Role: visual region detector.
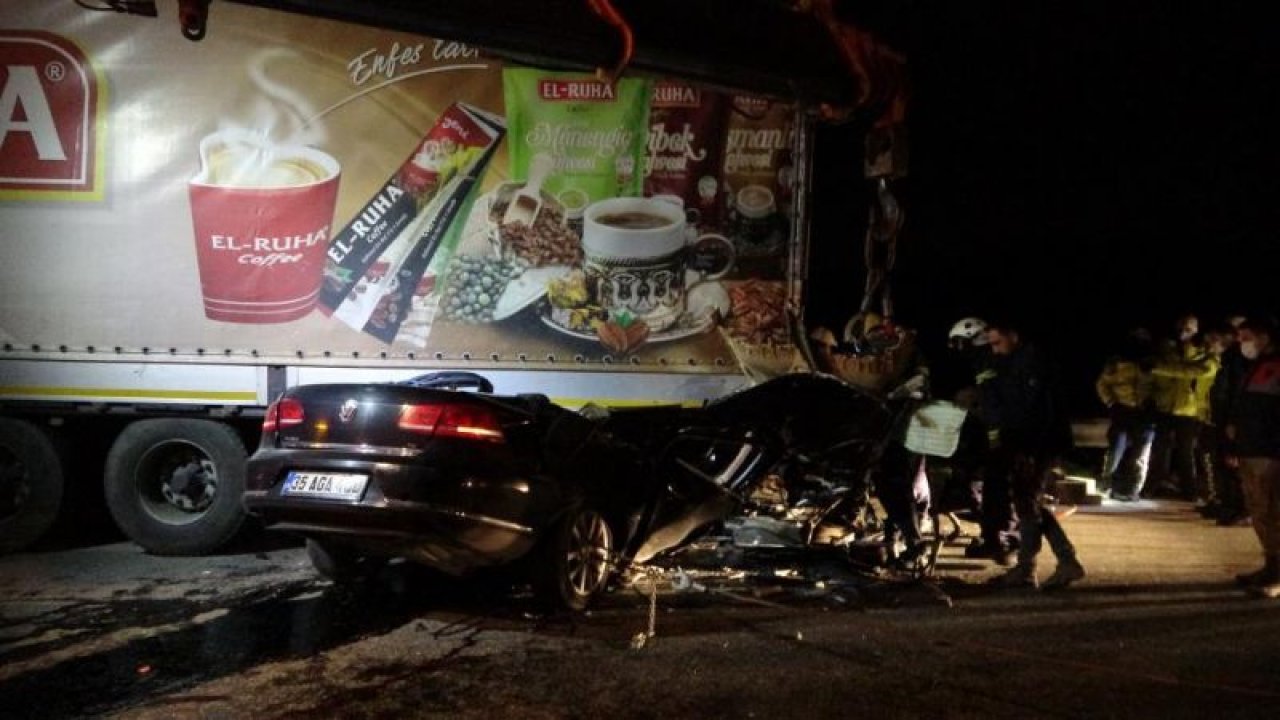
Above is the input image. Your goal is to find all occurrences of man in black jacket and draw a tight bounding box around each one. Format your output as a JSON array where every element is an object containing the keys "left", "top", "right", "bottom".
[
  {"left": 983, "top": 318, "right": 1085, "bottom": 590},
  {"left": 1225, "top": 317, "right": 1280, "bottom": 598}
]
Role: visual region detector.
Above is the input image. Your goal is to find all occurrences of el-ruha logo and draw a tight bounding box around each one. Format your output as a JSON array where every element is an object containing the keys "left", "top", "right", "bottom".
[{"left": 0, "top": 31, "right": 104, "bottom": 201}]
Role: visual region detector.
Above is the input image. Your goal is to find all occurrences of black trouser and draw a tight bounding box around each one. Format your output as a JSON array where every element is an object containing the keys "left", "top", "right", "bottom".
[
  {"left": 954, "top": 417, "right": 1017, "bottom": 549},
  {"left": 875, "top": 442, "right": 926, "bottom": 550},
  {"left": 1196, "top": 423, "right": 1220, "bottom": 505},
  {"left": 942, "top": 415, "right": 985, "bottom": 515},
  {"left": 990, "top": 446, "right": 1077, "bottom": 568},
  {"left": 1210, "top": 427, "right": 1246, "bottom": 519},
  {"left": 1149, "top": 414, "right": 1200, "bottom": 498}
]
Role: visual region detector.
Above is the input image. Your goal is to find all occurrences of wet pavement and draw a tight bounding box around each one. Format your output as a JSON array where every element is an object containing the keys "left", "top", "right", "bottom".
[{"left": 2, "top": 500, "right": 1278, "bottom": 719}]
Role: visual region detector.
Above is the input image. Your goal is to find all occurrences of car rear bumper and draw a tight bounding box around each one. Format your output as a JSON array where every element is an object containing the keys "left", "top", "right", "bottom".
[{"left": 243, "top": 448, "right": 546, "bottom": 574}]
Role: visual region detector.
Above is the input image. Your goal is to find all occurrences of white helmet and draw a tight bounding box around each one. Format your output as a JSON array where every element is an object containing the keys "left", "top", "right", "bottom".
[{"left": 948, "top": 317, "right": 990, "bottom": 347}]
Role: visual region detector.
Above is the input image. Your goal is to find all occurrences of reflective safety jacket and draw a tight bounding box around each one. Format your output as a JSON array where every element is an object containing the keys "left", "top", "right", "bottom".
[
  {"left": 1095, "top": 357, "right": 1151, "bottom": 411},
  {"left": 1150, "top": 341, "right": 1220, "bottom": 419}
]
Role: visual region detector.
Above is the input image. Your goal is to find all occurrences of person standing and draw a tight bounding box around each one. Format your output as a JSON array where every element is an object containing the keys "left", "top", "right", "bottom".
[
  {"left": 944, "top": 317, "right": 1017, "bottom": 564},
  {"left": 1194, "top": 321, "right": 1239, "bottom": 517},
  {"left": 1095, "top": 328, "right": 1155, "bottom": 501},
  {"left": 983, "top": 318, "right": 1085, "bottom": 590},
  {"left": 1212, "top": 317, "right": 1251, "bottom": 526},
  {"left": 1148, "top": 314, "right": 1218, "bottom": 499},
  {"left": 1224, "top": 317, "right": 1280, "bottom": 598}
]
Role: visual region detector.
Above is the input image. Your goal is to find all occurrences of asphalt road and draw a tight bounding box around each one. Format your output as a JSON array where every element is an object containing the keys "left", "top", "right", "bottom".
[{"left": 1, "top": 501, "right": 1277, "bottom": 719}]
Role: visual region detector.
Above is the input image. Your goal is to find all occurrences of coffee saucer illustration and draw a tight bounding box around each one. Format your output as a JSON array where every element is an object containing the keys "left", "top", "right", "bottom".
[
  {"left": 540, "top": 273, "right": 729, "bottom": 348},
  {"left": 540, "top": 308, "right": 717, "bottom": 345}
]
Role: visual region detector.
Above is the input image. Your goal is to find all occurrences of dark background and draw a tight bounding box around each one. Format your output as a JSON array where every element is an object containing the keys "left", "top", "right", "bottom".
[{"left": 806, "top": 2, "right": 1279, "bottom": 414}]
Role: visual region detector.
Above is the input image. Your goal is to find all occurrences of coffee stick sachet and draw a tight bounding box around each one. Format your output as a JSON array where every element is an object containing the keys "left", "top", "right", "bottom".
[
  {"left": 324, "top": 103, "right": 505, "bottom": 339},
  {"left": 320, "top": 102, "right": 505, "bottom": 321}
]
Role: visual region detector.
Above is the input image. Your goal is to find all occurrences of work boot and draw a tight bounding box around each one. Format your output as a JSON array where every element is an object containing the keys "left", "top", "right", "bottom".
[
  {"left": 1217, "top": 512, "right": 1250, "bottom": 527},
  {"left": 992, "top": 547, "right": 1014, "bottom": 567},
  {"left": 991, "top": 563, "right": 1037, "bottom": 588},
  {"left": 967, "top": 535, "right": 998, "bottom": 558},
  {"left": 1236, "top": 555, "right": 1279, "bottom": 587},
  {"left": 1041, "top": 558, "right": 1086, "bottom": 591},
  {"left": 1194, "top": 500, "right": 1220, "bottom": 518}
]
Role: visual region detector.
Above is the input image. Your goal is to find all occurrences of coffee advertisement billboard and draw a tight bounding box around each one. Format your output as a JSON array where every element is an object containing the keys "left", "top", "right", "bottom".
[{"left": 0, "top": 1, "right": 799, "bottom": 373}]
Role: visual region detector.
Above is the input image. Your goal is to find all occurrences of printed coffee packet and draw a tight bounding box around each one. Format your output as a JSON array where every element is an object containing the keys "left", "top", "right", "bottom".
[
  {"left": 722, "top": 95, "right": 796, "bottom": 258},
  {"left": 643, "top": 81, "right": 729, "bottom": 230},
  {"left": 320, "top": 102, "right": 505, "bottom": 317},
  {"left": 503, "top": 68, "right": 651, "bottom": 208},
  {"left": 324, "top": 102, "right": 505, "bottom": 343}
]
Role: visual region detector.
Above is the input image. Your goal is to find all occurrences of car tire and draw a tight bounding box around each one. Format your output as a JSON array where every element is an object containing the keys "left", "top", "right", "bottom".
[
  {"left": 306, "top": 538, "right": 386, "bottom": 583},
  {"left": 533, "top": 504, "right": 616, "bottom": 612},
  {"left": 0, "top": 418, "right": 64, "bottom": 554},
  {"left": 104, "top": 419, "right": 247, "bottom": 556}
]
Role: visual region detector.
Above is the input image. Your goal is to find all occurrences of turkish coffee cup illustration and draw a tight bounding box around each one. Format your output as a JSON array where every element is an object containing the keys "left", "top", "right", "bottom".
[
  {"left": 582, "top": 196, "right": 734, "bottom": 333},
  {"left": 729, "top": 183, "right": 783, "bottom": 256},
  {"left": 189, "top": 129, "right": 341, "bottom": 323}
]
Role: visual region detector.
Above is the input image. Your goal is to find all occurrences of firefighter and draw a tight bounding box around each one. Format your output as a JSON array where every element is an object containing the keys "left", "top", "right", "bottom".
[{"left": 944, "top": 317, "right": 1016, "bottom": 565}]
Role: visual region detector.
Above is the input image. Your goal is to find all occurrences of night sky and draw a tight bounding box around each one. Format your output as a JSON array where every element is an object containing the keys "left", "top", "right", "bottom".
[{"left": 806, "top": 2, "right": 1279, "bottom": 412}]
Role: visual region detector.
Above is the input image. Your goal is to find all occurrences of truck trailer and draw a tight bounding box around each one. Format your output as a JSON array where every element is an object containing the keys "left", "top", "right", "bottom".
[{"left": 0, "top": 0, "right": 901, "bottom": 555}]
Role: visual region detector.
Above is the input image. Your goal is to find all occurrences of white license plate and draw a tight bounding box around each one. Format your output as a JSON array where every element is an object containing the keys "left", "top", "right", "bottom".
[{"left": 283, "top": 471, "right": 368, "bottom": 500}]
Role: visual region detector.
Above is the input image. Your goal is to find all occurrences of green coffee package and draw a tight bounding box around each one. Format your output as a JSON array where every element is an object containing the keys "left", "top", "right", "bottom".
[{"left": 503, "top": 68, "right": 652, "bottom": 207}]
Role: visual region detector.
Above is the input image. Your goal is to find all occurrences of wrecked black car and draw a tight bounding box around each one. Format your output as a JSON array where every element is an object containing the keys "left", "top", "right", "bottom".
[{"left": 244, "top": 371, "right": 914, "bottom": 609}]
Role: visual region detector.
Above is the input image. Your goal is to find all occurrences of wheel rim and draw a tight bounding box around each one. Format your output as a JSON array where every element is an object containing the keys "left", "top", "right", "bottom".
[
  {"left": 565, "top": 510, "right": 613, "bottom": 597},
  {"left": 135, "top": 440, "right": 218, "bottom": 526},
  {"left": 0, "top": 445, "right": 30, "bottom": 522}
]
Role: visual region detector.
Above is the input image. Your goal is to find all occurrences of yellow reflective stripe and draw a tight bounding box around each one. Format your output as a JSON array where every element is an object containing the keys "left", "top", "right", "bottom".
[
  {"left": 0, "top": 386, "right": 257, "bottom": 402},
  {"left": 548, "top": 397, "right": 703, "bottom": 408}
]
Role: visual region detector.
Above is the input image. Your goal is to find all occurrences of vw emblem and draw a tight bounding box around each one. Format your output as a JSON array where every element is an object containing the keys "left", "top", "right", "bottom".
[{"left": 338, "top": 399, "right": 359, "bottom": 423}]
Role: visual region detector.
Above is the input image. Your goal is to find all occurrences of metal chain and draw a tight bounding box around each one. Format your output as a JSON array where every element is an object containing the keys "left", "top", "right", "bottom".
[{"left": 630, "top": 567, "right": 660, "bottom": 650}]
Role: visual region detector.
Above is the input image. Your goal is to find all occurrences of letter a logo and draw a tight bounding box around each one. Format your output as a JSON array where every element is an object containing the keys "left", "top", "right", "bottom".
[{"left": 0, "top": 31, "right": 104, "bottom": 200}]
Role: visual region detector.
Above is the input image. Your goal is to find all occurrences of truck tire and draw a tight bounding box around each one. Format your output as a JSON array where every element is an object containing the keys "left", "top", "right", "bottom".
[
  {"left": 0, "top": 419, "right": 64, "bottom": 554},
  {"left": 104, "top": 419, "right": 247, "bottom": 555}
]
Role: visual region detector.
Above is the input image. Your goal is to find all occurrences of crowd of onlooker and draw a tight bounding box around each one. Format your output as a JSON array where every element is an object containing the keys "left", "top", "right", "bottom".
[
  {"left": 1092, "top": 312, "right": 1280, "bottom": 597},
  {"left": 1096, "top": 314, "right": 1242, "bottom": 514}
]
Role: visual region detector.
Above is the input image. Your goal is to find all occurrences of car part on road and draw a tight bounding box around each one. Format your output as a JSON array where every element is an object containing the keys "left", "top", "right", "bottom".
[
  {"left": 104, "top": 419, "right": 248, "bottom": 555},
  {"left": 0, "top": 418, "right": 64, "bottom": 554},
  {"left": 306, "top": 538, "right": 389, "bottom": 583}
]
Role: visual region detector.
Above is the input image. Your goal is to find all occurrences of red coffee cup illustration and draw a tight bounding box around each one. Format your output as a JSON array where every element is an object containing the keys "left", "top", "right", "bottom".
[{"left": 189, "top": 129, "right": 341, "bottom": 323}]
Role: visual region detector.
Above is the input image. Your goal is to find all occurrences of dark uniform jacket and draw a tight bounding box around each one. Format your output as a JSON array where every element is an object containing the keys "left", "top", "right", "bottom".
[
  {"left": 1229, "top": 350, "right": 1280, "bottom": 459},
  {"left": 982, "top": 342, "right": 1073, "bottom": 458}
]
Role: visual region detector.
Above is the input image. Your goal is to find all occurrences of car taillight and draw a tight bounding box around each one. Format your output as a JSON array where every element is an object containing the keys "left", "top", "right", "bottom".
[
  {"left": 398, "top": 402, "right": 504, "bottom": 443},
  {"left": 263, "top": 398, "right": 305, "bottom": 433}
]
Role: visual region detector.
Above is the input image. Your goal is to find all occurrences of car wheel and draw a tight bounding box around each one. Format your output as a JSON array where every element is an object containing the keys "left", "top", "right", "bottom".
[
  {"left": 534, "top": 505, "right": 615, "bottom": 612},
  {"left": 0, "top": 419, "right": 64, "bottom": 554},
  {"left": 306, "top": 538, "right": 386, "bottom": 584},
  {"left": 104, "top": 419, "right": 247, "bottom": 556}
]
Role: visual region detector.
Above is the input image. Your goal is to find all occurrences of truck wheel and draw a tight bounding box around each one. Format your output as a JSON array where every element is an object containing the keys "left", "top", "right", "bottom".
[
  {"left": 0, "top": 419, "right": 64, "bottom": 554},
  {"left": 105, "top": 419, "right": 247, "bottom": 555}
]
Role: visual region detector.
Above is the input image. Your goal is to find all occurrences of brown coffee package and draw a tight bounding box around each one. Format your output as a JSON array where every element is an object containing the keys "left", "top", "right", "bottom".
[
  {"left": 643, "top": 81, "right": 729, "bottom": 230},
  {"left": 722, "top": 96, "right": 796, "bottom": 260}
]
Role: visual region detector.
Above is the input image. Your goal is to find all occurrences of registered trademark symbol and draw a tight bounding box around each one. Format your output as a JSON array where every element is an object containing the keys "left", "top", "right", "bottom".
[{"left": 45, "top": 61, "right": 66, "bottom": 82}]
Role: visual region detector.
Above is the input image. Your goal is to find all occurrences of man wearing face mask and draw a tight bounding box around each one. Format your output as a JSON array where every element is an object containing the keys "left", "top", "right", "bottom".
[{"left": 1224, "top": 316, "right": 1280, "bottom": 598}]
